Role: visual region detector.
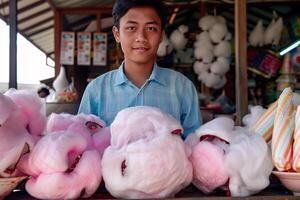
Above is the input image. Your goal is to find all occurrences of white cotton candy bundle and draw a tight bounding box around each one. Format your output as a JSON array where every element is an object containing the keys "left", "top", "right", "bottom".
[
  {"left": 210, "top": 57, "right": 230, "bottom": 76},
  {"left": 157, "top": 33, "right": 173, "bottom": 57},
  {"left": 193, "top": 61, "right": 210, "bottom": 75},
  {"left": 209, "top": 23, "right": 228, "bottom": 43},
  {"left": 214, "top": 41, "right": 231, "bottom": 58},
  {"left": 198, "top": 15, "right": 218, "bottom": 31},
  {"left": 263, "top": 11, "right": 284, "bottom": 46},
  {"left": 193, "top": 15, "right": 231, "bottom": 89},
  {"left": 213, "top": 76, "right": 227, "bottom": 89},
  {"left": 198, "top": 70, "right": 210, "bottom": 82},
  {"left": 194, "top": 32, "right": 214, "bottom": 50},
  {"left": 194, "top": 47, "right": 214, "bottom": 63},
  {"left": 249, "top": 20, "right": 265, "bottom": 47},
  {"left": 242, "top": 106, "right": 266, "bottom": 128},
  {"left": 225, "top": 128, "right": 272, "bottom": 197},
  {"left": 204, "top": 73, "right": 222, "bottom": 88},
  {"left": 215, "top": 16, "right": 226, "bottom": 25},
  {"left": 264, "top": 19, "right": 276, "bottom": 45},
  {"left": 170, "top": 25, "right": 188, "bottom": 51},
  {"left": 272, "top": 17, "right": 283, "bottom": 45}
]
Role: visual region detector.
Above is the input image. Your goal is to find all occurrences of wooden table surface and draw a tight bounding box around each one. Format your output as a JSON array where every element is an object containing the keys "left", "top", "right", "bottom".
[{"left": 5, "top": 182, "right": 299, "bottom": 200}]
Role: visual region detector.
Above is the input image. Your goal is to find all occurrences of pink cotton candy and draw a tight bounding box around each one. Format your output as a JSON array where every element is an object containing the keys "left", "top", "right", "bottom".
[
  {"left": 0, "top": 89, "right": 47, "bottom": 178},
  {"left": 191, "top": 140, "right": 229, "bottom": 193},
  {"left": 5, "top": 89, "right": 47, "bottom": 137},
  {"left": 92, "top": 127, "right": 111, "bottom": 158},
  {"left": 19, "top": 113, "right": 109, "bottom": 199},
  {"left": 102, "top": 106, "right": 192, "bottom": 199},
  {"left": 20, "top": 132, "right": 102, "bottom": 199},
  {"left": 190, "top": 117, "right": 273, "bottom": 197},
  {"left": 45, "top": 113, "right": 109, "bottom": 155},
  {"left": 0, "top": 91, "right": 16, "bottom": 126}
]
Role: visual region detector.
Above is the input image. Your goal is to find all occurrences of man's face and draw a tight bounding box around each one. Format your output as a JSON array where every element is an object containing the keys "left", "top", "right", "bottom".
[{"left": 112, "top": 7, "right": 163, "bottom": 65}]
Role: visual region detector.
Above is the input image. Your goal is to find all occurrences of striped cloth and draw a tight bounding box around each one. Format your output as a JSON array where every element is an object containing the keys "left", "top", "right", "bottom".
[
  {"left": 293, "top": 105, "right": 300, "bottom": 172},
  {"left": 272, "top": 87, "right": 296, "bottom": 171},
  {"left": 252, "top": 101, "right": 278, "bottom": 143}
]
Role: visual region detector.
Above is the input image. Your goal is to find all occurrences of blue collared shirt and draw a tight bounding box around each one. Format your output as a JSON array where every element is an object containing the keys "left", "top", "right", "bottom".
[{"left": 78, "top": 63, "right": 202, "bottom": 138}]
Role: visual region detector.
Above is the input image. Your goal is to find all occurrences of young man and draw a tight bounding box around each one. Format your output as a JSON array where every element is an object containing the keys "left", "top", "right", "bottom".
[{"left": 78, "top": 0, "right": 201, "bottom": 138}]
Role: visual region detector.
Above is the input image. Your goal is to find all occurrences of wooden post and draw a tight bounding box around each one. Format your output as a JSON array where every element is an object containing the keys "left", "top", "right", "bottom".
[
  {"left": 9, "top": 0, "right": 17, "bottom": 89},
  {"left": 54, "top": 9, "right": 62, "bottom": 76},
  {"left": 235, "top": 0, "right": 248, "bottom": 125},
  {"left": 96, "top": 13, "right": 101, "bottom": 32}
]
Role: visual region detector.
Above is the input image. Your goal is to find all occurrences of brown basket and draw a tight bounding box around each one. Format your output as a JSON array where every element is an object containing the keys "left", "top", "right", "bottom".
[{"left": 0, "top": 176, "right": 27, "bottom": 199}]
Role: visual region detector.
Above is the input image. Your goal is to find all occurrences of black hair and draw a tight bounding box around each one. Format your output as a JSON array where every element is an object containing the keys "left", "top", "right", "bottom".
[
  {"left": 112, "top": 0, "right": 168, "bottom": 28},
  {"left": 37, "top": 87, "right": 50, "bottom": 98}
]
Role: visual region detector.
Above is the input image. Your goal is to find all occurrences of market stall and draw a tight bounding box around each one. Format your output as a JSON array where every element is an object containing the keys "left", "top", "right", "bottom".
[{"left": 1, "top": 0, "right": 300, "bottom": 199}]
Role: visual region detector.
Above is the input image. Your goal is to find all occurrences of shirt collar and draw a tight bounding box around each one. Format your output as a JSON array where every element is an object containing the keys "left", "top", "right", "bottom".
[
  {"left": 114, "top": 62, "right": 167, "bottom": 86},
  {"left": 148, "top": 63, "right": 167, "bottom": 86},
  {"left": 114, "top": 62, "right": 128, "bottom": 86}
]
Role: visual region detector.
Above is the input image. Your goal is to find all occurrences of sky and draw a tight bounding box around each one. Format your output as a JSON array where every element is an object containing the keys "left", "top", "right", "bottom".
[{"left": 0, "top": 19, "right": 54, "bottom": 84}]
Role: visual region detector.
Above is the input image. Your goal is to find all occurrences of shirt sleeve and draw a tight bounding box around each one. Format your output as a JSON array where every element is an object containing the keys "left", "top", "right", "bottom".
[
  {"left": 78, "top": 82, "right": 98, "bottom": 115},
  {"left": 180, "top": 80, "right": 202, "bottom": 139}
]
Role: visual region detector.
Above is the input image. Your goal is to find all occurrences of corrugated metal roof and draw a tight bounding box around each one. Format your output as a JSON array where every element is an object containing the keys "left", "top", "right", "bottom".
[
  {"left": 0, "top": 0, "right": 54, "bottom": 57},
  {"left": 54, "top": 0, "right": 114, "bottom": 7},
  {"left": 0, "top": 0, "right": 115, "bottom": 58},
  {"left": 0, "top": 0, "right": 299, "bottom": 60}
]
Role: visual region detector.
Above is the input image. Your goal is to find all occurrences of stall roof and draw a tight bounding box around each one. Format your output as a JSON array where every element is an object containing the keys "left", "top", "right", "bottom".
[
  {"left": 0, "top": 0, "right": 299, "bottom": 60},
  {"left": 0, "top": 0, "right": 116, "bottom": 59}
]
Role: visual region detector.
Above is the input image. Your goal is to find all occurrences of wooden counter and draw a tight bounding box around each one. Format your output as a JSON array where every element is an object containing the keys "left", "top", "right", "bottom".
[
  {"left": 46, "top": 102, "right": 79, "bottom": 116},
  {"left": 6, "top": 183, "right": 299, "bottom": 200}
]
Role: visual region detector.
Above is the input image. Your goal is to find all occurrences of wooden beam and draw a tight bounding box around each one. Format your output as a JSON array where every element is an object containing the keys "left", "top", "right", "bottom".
[
  {"left": 166, "top": 1, "right": 232, "bottom": 9},
  {"left": 72, "top": 22, "right": 90, "bottom": 32},
  {"left": 18, "top": 7, "right": 52, "bottom": 24},
  {"left": 17, "top": 0, "right": 45, "bottom": 13},
  {"left": 45, "top": 0, "right": 57, "bottom": 11},
  {"left": 3, "top": 0, "right": 46, "bottom": 18},
  {"left": 54, "top": 9, "right": 62, "bottom": 76},
  {"left": 9, "top": 0, "right": 17, "bottom": 89},
  {"left": 235, "top": 0, "right": 248, "bottom": 125},
  {"left": 0, "top": 14, "right": 8, "bottom": 23},
  {"left": 60, "top": 6, "right": 112, "bottom": 15},
  {"left": 0, "top": 0, "right": 9, "bottom": 9},
  {"left": 249, "top": 0, "right": 300, "bottom": 6},
  {"left": 27, "top": 25, "right": 54, "bottom": 37},
  {"left": 69, "top": 15, "right": 96, "bottom": 28},
  {"left": 21, "top": 16, "right": 53, "bottom": 32},
  {"left": 97, "top": 13, "right": 101, "bottom": 32},
  {"left": 47, "top": 51, "right": 54, "bottom": 56}
]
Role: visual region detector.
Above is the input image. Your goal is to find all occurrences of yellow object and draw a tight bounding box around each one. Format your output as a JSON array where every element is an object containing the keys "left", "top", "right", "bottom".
[{"left": 0, "top": 176, "right": 27, "bottom": 199}]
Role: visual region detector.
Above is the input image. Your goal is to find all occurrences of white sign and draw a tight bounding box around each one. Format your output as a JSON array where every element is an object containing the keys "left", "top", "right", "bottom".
[
  {"left": 77, "top": 32, "right": 91, "bottom": 65},
  {"left": 60, "top": 32, "right": 75, "bottom": 65},
  {"left": 93, "top": 33, "right": 107, "bottom": 66}
]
